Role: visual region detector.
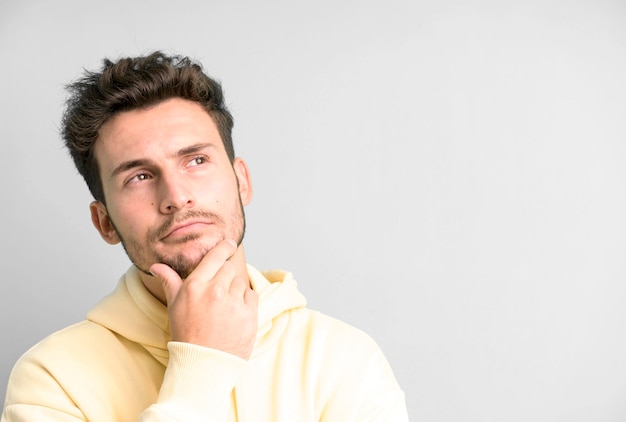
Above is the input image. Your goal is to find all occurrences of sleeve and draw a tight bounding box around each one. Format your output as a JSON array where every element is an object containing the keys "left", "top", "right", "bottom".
[
  {"left": 2, "top": 342, "right": 248, "bottom": 422},
  {"left": 1, "top": 355, "right": 88, "bottom": 422},
  {"left": 318, "top": 326, "right": 410, "bottom": 422},
  {"left": 139, "top": 342, "right": 249, "bottom": 421},
  {"left": 350, "top": 345, "right": 409, "bottom": 422}
]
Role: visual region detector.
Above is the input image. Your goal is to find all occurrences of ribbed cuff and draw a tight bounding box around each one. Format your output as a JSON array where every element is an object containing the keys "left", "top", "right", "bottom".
[{"left": 155, "top": 341, "right": 248, "bottom": 419}]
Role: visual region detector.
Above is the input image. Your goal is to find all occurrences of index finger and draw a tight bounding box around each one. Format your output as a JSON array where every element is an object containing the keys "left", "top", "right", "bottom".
[{"left": 185, "top": 238, "right": 238, "bottom": 282}]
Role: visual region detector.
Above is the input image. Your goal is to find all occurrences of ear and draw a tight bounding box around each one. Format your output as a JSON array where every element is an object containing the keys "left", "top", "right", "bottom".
[
  {"left": 90, "top": 201, "right": 121, "bottom": 245},
  {"left": 233, "top": 158, "right": 253, "bottom": 206}
]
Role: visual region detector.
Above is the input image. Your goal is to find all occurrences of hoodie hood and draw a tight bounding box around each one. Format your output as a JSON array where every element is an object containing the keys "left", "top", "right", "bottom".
[{"left": 86, "top": 265, "right": 307, "bottom": 365}]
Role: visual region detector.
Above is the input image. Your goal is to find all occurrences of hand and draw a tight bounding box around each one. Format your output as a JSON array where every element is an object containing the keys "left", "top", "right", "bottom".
[{"left": 149, "top": 239, "right": 258, "bottom": 360}]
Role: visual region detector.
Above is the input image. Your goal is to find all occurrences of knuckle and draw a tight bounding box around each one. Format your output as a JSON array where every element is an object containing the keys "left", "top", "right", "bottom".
[
  {"left": 207, "top": 284, "right": 226, "bottom": 300},
  {"left": 183, "top": 279, "right": 201, "bottom": 295}
]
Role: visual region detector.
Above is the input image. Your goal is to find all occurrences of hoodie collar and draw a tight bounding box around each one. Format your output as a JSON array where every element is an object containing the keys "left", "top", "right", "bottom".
[{"left": 86, "top": 265, "right": 307, "bottom": 364}]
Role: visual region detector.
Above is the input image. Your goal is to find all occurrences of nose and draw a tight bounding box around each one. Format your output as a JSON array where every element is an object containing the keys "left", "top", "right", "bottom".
[{"left": 158, "top": 172, "right": 195, "bottom": 214}]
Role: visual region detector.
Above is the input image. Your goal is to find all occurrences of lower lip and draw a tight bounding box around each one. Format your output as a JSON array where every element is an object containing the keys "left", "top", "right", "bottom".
[{"left": 164, "top": 222, "right": 211, "bottom": 240}]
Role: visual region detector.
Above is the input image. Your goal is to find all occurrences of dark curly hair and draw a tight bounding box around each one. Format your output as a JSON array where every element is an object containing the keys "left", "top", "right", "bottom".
[{"left": 62, "top": 51, "right": 235, "bottom": 204}]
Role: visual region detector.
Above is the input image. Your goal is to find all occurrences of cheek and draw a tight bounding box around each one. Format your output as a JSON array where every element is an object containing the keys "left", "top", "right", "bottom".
[{"left": 107, "top": 202, "right": 146, "bottom": 238}]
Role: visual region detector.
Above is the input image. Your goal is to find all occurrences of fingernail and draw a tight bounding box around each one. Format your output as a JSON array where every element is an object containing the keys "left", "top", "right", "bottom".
[{"left": 226, "top": 239, "right": 238, "bottom": 249}]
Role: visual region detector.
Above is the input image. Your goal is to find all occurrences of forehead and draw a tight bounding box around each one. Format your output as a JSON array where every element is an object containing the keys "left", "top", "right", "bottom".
[{"left": 95, "top": 98, "right": 223, "bottom": 171}]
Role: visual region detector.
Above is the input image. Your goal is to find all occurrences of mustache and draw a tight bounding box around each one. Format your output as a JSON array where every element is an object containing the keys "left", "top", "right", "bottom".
[{"left": 148, "top": 209, "right": 224, "bottom": 242}]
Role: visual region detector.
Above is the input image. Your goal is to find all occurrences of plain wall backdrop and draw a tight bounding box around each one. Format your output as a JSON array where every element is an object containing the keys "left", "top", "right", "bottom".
[{"left": 1, "top": 0, "right": 626, "bottom": 420}]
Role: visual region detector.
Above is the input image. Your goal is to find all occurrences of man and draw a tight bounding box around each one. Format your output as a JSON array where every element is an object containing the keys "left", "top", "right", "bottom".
[{"left": 2, "top": 52, "right": 408, "bottom": 421}]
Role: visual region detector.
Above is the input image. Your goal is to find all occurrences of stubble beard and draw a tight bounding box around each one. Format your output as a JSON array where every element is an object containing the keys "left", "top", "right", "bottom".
[{"left": 110, "top": 202, "right": 246, "bottom": 280}]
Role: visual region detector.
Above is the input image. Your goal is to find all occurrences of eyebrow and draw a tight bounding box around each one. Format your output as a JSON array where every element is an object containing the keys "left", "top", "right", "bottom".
[{"left": 109, "top": 142, "right": 216, "bottom": 179}]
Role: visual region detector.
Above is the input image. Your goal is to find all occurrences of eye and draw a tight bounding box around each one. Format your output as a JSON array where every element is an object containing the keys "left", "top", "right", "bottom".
[
  {"left": 187, "top": 156, "right": 208, "bottom": 167},
  {"left": 127, "top": 172, "right": 152, "bottom": 184}
]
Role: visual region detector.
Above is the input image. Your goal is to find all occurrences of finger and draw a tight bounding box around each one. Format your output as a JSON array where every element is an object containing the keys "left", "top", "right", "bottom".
[
  {"left": 149, "top": 263, "right": 183, "bottom": 306},
  {"left": 186, "top": 239, "right": 238, "bottom": 283},
  {"left": 208, "top": 260, "right": 237, "bottom": 292},
  {"left": 244, "top": 288, "right": 258, "bottom": 307},
  {"left": 228, "top": 275, "right": 251, "bottom": 297}
]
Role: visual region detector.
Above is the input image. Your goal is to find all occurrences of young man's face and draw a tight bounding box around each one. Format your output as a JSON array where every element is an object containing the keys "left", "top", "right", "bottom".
[{"left": 90, "top": 98, "right": 252, "bottom": 279}]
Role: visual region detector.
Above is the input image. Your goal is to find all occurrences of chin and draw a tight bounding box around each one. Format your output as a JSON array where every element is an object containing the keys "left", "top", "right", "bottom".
[
  {"left": 162, "top": 253, "right": 204, "bottom": 280},
  {"left": 160, "top": 238, "right": 221, "bottom": 278}
]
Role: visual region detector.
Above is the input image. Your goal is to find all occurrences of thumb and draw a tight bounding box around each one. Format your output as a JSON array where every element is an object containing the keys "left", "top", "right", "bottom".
[{"left": 150, "top": 263, "right": 183, "bottom": 306}]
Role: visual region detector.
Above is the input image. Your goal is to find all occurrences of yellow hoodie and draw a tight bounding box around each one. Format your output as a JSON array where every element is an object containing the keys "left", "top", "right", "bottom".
[{"left": 2, "top": 265, "right": 408, "bottom": 421}]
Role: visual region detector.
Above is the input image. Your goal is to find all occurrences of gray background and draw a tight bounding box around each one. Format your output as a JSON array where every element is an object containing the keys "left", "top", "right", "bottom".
[{"left": 1, "top": 0, "right": 626, "bottom": 420}]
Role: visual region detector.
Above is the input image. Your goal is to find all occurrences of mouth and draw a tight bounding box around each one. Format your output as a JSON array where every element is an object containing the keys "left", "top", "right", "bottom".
[{"left": 161, "top": 220, "right": 213, "bottom": 241}]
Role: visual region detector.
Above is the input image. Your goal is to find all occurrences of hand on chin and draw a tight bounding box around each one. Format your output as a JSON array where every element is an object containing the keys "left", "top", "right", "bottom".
[{"left": 158, "top": 237, "right": 224, "bottom": 279}]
